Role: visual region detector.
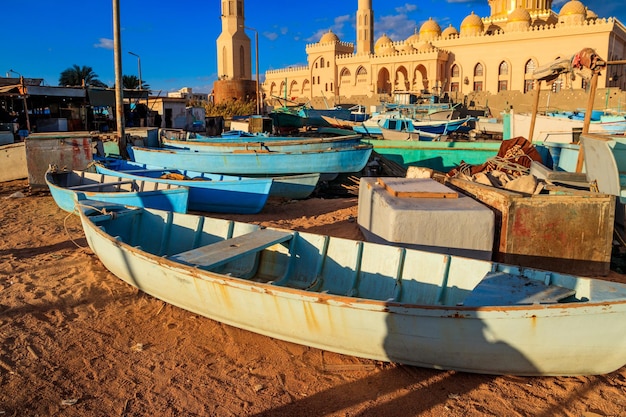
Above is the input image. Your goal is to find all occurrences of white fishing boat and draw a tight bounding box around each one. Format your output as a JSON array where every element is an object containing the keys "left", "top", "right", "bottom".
[{"left": 78, "top": 200, "right": 626, "bottom": 376}]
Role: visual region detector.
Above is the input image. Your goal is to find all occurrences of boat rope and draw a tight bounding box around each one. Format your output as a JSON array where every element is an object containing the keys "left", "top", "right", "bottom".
[
  {"left": 63, "top": 210, "right": 86, "bottom": 249},
  {"left": 65, "top": 203, "right": 121, "bottom": 249}
]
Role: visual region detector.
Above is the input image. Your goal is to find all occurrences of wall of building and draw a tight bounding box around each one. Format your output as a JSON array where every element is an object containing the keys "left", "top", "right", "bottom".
[{"left": 262, "top": 3, "right": 626, "bottom": 114}]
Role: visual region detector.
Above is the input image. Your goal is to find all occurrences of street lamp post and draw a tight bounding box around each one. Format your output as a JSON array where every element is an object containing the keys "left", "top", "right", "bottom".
[
  {"left": 243, "top": 26, "right": 260, "bottom": 115},
  {"left": 128, "top": 51, "right": 142, "bottom": 90},
  {"left": 9, "top": 69, "right": 31, "bottom": 133}
]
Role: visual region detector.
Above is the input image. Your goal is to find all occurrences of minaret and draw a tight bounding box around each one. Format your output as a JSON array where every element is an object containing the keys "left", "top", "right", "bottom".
[
  {"left": 356, "top": 0, "right": 374, "bottom": 55},
  {"left": 216, "top": 0, "right": 251, "bottom": 80}
]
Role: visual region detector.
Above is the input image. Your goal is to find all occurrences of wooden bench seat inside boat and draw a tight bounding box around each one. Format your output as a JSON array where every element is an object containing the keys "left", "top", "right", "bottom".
[
  {"left": 461, "top": 272, "right": 576, "bottom": 306},
  {"left": 68, "top": 180, "right": 135, "bottom": 190},
  {"left": 170, "top": 229, "right": 293, "bottom": 269}
]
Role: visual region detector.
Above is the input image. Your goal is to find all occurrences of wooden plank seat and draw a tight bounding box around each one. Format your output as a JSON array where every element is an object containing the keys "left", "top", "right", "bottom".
[
  {"left": 68, "top": 180, "right": 135, "bottom": 190},
  {"left": 461, "top": 272, "right": 576, "bottom": 306},
  {"left": 169, "top": 228, "right": 293, "bottom": 269}
]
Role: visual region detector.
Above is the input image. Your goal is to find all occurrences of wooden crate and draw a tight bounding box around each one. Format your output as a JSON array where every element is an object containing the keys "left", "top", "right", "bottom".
[{"left": 446, "top": 178, "right": 615, "bottom": 276}]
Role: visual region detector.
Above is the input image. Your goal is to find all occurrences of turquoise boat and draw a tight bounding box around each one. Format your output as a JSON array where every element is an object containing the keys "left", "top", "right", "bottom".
[
  {"left": 93, "top": 160, "right": 272, "bottom": 214},
  {"left": 128, "top": 144, "right": 373, "bottom": 176},
  {"left": 78, "top": 200, "right": 626, "bottom": 376},
  {"left": 45, "top": 167, "right": 189, "bottom": 214},
  {"left": 364, "top": 138, "right": 502, "bottom": 172}
]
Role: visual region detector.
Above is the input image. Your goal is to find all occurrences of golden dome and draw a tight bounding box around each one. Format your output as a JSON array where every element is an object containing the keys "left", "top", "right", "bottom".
[
  {"left": 375, "top": 33, "right": 393, "bottom": 48},
  {"left": 405, "top": 28, "right": 420, "bottom": 45},
  {"left": 418, "top": 42, "right": 435, "bottom": 52},
  {"left": 419, "top": 18, "right": 442, "bottom": 36},
  {"left": 461, "top": 12, "right": 484, "bottom": 31},
  {"left": 508, "top": 7, "right": 531, "bottom": 23},
  {"left": 559, "top": 0, "right": 586, "bottom": 16},
  {"left": 374, "top": 34, "right": 396, "bottom": 54},
  {"left": 441, "top": 24, "right": 459, "bottom": 38},
  {"left": 586, "top": 8, "right": 597, "bottom": 20},
  {"left": 402, "top": 42, "right": 417, "bottom": 53},
  {"left": 319, "top": 30, "right": 340, "bottom": 44}
]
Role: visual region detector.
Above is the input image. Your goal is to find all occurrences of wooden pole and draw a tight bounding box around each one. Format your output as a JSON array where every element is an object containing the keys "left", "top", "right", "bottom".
[
  {"left": 576, "top": 71, "right": 599, "bottom": 173},
  {"left": 113, "top": 0, "right": 125, "bottom": 148},
  {"left": 582, "top": 71, "right": 599, "bottom": 135},
  {"left": 528, "top": 81, "right": 541, "bottom": 141}
]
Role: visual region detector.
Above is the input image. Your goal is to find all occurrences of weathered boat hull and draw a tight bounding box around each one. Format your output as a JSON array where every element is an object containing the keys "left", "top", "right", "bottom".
[
  {"left": 128, "top": 144, "right": 373, "bottom": 175},
  {"left": 364, "top": 138, "right": 502, "bottom": 172},
  {"left": 79, "top": 203, "right": 626, "bottom": 376},
  {"left": 46, "top": 169, "right": 189, "bottom": 214},
  {"left": 94, "top": 160, "right": 272, "bottom": 214},
  {"left": 161, "top": 133, "right": 363, "bottom": 153},
  {"left": 507, "top": 110, "right": 626, "bottom": 142}
]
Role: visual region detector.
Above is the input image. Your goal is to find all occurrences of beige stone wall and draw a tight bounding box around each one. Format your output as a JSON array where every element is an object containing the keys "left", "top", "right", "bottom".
[{"left": 262, "top": 3, "right": 626, "bottom": 114}]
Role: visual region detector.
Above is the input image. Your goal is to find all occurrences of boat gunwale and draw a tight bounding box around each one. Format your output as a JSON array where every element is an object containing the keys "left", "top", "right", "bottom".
[{"left": 80, "top": 207, "right": 626, "bottom": 315}]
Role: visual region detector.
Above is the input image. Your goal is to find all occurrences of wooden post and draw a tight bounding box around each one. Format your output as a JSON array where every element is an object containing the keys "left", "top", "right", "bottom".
[
  {"left": 576, "top": 71, "right": 599, "bottom": 172},
  {"left": 113, "top": 0, "right": 125, "bottom": 149},
  {"left": 528, "top": 81, "right": 541, "bottom": 141}
]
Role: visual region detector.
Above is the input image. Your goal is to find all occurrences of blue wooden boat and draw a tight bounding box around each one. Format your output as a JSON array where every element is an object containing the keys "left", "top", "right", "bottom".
[
  {"left": 45, "top": 167, "right": 189, "bottom": 214},
  {"left": 298, "top": 106, "right": 351, "bottom": 127},
  {"left": 93, "top": 160, "right": 272, "bottom": 214},
  {"left": 78, "top": 200, "right": 626, "bottom": 376},
  {"left": 161, "top": 132, "right": 363, "bottom": 153},
  {"left": 128, "top": 144, "right": 373, "bottom": 176},
  {"left": 379, "top": 116, "right": 474, "bottom": 141}
]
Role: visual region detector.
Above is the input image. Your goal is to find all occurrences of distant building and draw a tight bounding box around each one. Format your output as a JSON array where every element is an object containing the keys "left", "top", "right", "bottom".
[
  {"left": 263, "top": 0, "right": 626, "bottom": 107},
  {"left": 167, "top": 87, "right": 209, "bottom": 102}
]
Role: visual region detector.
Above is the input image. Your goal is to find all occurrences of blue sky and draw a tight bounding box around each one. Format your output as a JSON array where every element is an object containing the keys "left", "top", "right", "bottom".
[{"left": 2, "top": 1, "right": 623, "bottom": 94}]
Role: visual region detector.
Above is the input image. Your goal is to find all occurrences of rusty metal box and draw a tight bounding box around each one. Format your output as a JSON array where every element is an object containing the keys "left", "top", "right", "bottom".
[
  {"left": 446, "top": 177, "right": 615, "bottom": 276},
  {"left": 25, "top": 132, "right": 95, "bottom": 188}
]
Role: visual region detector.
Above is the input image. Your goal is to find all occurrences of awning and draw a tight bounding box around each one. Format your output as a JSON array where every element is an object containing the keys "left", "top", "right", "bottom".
[
  {"left": 87, "top": 88, "right": 116, "bottom": 107},
  {"left": 0, "top": 84, "right": 21, "bottom": 94}
]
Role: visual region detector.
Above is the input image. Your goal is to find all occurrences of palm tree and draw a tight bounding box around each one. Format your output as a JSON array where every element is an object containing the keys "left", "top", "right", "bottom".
[
  {"left": 122, "top": 75, "right": 150, "bottom": 91},
  {"left": 59, "top": 65, "right": 108, "bottom": 88}
]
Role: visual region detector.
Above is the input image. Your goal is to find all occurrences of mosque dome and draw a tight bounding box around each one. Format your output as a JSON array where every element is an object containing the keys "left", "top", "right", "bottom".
[
  {"left": 559, "top": 0, "right": 586, "bottom": 17},
  {"left": 460, "top": 12, "right": 484, "bottom": 36},
  {"left": 402, "top": 42, "right": 418, "bottom": 53},
  {"left": 461, "top": 12, "right": 484, "bottom": 31},
  {"left": 405, "top": 28, "right": 420, "bottom": 45},
  {"left": 558, "top": 0, "right": 587, "bottom": 24},
  {"left": 418, "top": 42, "right": 435, "bottom": 53},
  {"left": 319, "top": 30, "right": 340, "bottom": 44},
  {"left": 374, "top": 34, "right": 394, "bottom": 54},
  {"left": 419, "top": 18, "right": 441, "bottom": 40},
  {"left": 586, "top": 8, "right": 598, "bottom": 20},
  {"left": 508, "top": 7, "right": 531, "bottom": 23},
  {"left": 441, "top": 24, "right": 459, "bottom": 39}
]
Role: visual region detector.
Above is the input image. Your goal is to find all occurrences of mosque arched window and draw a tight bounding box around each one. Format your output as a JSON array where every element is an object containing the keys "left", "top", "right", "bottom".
[
  {"left": 524, "top": 59, "right": 536, "bottom": 92},
  {"left": 474, "top": 63, "right": 483, "bottom": 77},
  {"left": 499, "top": 61, "right": 508, "bottom": 76},
  {"left": 451, "top": 64, "right": 460, "bottom": 78}
]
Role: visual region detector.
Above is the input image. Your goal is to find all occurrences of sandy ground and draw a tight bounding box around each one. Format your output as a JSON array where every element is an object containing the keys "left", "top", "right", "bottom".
[{"left": 0, "top": 178, "right": 624, "bottom": 417}]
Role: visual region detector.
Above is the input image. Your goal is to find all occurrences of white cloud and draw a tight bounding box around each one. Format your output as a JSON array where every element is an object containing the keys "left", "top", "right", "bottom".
[
  {"left": 395, "top": 3, "right": 417, "bottom": 13},
  {"left": 94, "top": 38, "right": 114, "bottom": 50}
]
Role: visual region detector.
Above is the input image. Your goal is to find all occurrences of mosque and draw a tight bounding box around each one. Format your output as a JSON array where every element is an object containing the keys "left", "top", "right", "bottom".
[{"left": 215, "top": 0, "right": 625, "bottom": 112}]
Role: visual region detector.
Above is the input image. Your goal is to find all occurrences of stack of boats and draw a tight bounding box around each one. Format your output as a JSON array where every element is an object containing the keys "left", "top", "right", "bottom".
[
  {"left": 45, "top": 128, "right": 374, "bottom": 215},
  {"left": 351, "top": 104, "right": 475, "bottom": 140},
  {"left": 37, "top": 116, "right": 626, "bottom": 377}
]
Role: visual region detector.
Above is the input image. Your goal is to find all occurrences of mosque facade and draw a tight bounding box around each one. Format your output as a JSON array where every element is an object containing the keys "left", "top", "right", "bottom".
[{"left": 262, "top": 0, "right": 626, "bottom": 107}]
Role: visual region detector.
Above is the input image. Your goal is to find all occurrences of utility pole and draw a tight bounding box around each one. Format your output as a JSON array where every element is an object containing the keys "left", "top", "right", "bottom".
[{"left": 112, "top": 0, "right": 125, "bottom": 146}]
